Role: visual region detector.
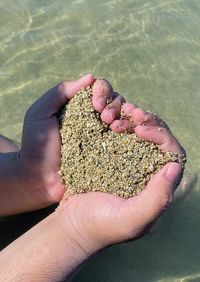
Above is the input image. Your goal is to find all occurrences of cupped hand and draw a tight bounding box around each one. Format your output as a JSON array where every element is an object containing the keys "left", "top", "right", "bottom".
[
  {"left": 19, "top": 74, "right": 96, "bottom": 209},
  {"left": 0, "top": 78, "right": 186, "bottom": 281},
  {"left": 56, "top": 79, "right": 185, "bottom": 254}
]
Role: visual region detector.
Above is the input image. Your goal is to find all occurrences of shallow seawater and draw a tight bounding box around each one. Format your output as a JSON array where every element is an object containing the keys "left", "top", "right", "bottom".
[{"left": 0, "top": 0, "right": 199, "bottom": 281}]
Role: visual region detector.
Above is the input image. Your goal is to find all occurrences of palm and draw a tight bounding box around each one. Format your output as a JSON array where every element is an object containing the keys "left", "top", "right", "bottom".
[
  {"left": 15, "top": 76, "right": 95, "bottom": 209},
  {"left": 20, "top": 116, "right": 65, "bottom": 203},
  {"left": 65, "top": 192, "right": 126, "bottom": 248},
  {"left": 17, "top": 75, "right": 184, "bottom": 228}
]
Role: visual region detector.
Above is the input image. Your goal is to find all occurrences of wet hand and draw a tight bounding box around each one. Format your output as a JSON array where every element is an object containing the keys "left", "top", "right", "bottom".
[
  {"left": 18, "top": 74, "right": 97, "bottom": 209},
  {"left": 57, "top": 79, "right": 185, "bottom": 254},
  {"left": 17, "top": 76, "right": 130, "bottom": 209}
]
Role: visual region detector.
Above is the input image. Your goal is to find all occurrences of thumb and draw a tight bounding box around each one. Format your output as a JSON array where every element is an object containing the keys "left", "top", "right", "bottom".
[
  {"left": 122, "top": 162, "right": 183, "bottom": 232},
  {"left": 26, "top": 74, "right": 95, "bottom": 121}
]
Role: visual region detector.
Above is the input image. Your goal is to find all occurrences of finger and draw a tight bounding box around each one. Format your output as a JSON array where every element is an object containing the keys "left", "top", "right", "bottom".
[
  {"left": 122, "top": 103, "right": 166, "bottom": 127},
  {"left": 110, "top": 119, "right": 134, "bottom": 133},
  {"left": 109, "top": 102, "right": 136, "bottom": 133},
  {"left": 134, "top": 125, "right": 185, "bottom": 155},
  {"left": 101, "top": 94, "right": 125, "bottom": 124},
  {"left": 121, "top": 162, "right": 182, "bottom": 235},
  {"left": 173, "top": 171, "right": 197, "bottom": 201},
  {"left": 144, "top": 111, "right": 169, "bottom": 128},
  {"left": 26, "top": 74, "right": 95, "bottom": 121},
  {"left": 142, "top": 112, "right": 166, "bottom": 127},
  {"left": 121, "top": 102, "right": 137, "bottom": 116},
  {"left": 0, "top": 135, "right": 20, "bottom": 153},
  {"left": 110, "top": 103, "right": 160, "bottom": 133},
  {"left": 92, "top": 79, "right": 113, "bottom": 113},
  {"left": 122, "top": 104, "right": 144, "bottom": 125}
]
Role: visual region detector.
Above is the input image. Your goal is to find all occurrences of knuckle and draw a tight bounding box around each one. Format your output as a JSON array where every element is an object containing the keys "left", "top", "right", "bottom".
[
  {"left": 177, "top": 142, "right": 186, "bottom": 157},
  {"left": 123, "top": 225, "right": 144, "bottom": 241},
  {"left": 110, "top": 96, "right": 125, "bottom": 109},
  {"left": 57, "top": 81, "right": 68, "bottom": 96},
  {"left": 166, "top": 137, "right": 185, "bottom": 156},
  {"left": 116, "top": 224, "right": 132, "bottom": 241},
  {"left": 164, "top": 134, "right": 173, "bottom": 146},
  {"left": 113, "top": 92, "right": 125, "bottom": 103},
  {"left": 181, "top": 147, "right": 186, "bottom": 158},
  {"left": 24, "top": 104, "right": 35, "bottom": 121},
  {"left": 158, "top": 191, "right": 173, "bottom": 210},
  {"left": 118, "top": 95, "right": 126, "bottom": 104}
]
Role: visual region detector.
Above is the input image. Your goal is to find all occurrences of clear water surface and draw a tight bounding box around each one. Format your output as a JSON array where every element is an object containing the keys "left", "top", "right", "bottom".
[{"left": 0, "top": 0, "right": 200, "bottom": 281}]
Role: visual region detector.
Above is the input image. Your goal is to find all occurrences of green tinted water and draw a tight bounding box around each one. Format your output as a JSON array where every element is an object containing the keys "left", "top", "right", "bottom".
[{"left": 0, "top": 0, "right": 199, "bottom": 281}]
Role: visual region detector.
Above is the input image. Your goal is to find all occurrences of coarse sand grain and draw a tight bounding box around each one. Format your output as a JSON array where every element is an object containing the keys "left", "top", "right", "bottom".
[{"left": 59, "top": 86, "right": 186, "bottom": 198}]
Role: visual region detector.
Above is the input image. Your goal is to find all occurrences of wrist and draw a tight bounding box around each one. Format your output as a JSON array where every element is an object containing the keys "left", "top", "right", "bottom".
[
  {"left": 49, "top": 208, "right": 95, "bottom": 280},
  {"left": 0, "top": 151, "right": 23, "bottom": 216},
  {"left": 0, "top": 150, "right": 51, "bottom": 216},
  {"left": 56, "top": 202, "right": 100, "bottom": 259},
  {"left": 0, "top": 210, "right": 94, "bottom": 282}
]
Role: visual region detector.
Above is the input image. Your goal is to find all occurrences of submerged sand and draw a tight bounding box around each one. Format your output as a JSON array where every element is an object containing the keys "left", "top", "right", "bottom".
[{"left": 59, "top": 86, "right": 185, "bottom": 198}]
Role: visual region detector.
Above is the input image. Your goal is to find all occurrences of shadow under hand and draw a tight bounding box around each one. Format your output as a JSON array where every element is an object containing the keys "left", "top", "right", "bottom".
[{"left": 0, "top": 205, "right": 57, "bottom": 250}]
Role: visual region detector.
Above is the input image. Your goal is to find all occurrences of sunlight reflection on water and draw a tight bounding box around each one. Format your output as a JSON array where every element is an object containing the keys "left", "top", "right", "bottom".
[{"left": 0, "top": 0, "right": 200, "bottom": 281}]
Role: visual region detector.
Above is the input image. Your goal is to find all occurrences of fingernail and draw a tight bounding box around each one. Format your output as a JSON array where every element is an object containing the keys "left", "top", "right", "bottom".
[{"left": 166, "top": 163, "right": 182, "bottom": 183}]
